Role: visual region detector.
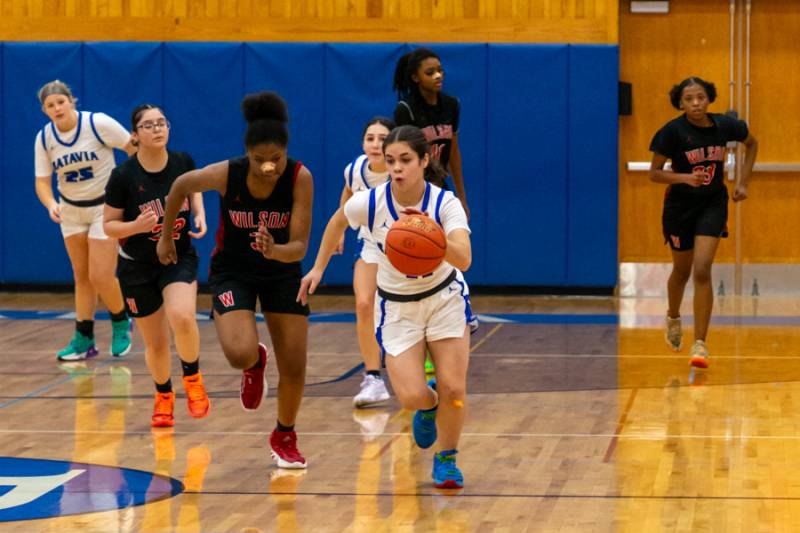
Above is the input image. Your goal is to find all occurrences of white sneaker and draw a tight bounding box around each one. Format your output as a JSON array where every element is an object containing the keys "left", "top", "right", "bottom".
[
  {"left": 353, "top": 374, "right": 390, "bottom": 408},
  {"left": 665, "top": 315, "right": 683, "bottom": 351}
]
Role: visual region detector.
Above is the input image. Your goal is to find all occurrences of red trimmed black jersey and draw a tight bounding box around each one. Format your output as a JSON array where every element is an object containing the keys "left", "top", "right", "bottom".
[
  {"left": 650, "top": 112, "right": 748, "bottom": 199},
  {"left": 210, "top": 156, "right": 302, "bottom": 277},
  {"left": 105, "top": 151, "right": 195, "bottom": 263},
  {"left": 394, "top": 93, "right": 460, "bottom": 172}
]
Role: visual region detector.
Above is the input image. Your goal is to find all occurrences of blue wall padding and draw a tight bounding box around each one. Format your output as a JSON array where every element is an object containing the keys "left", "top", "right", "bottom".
[
  {"left": 0, "top": 42, "right": 618, "bottom": 288},
  {"left": 244, "top": 43, "right": 328, "bottom": 279},
  {"left": 2, "top": 43, "right": 83, "bottom": 283},
  {"left": 567, "top": 45, "right": 619, "bottom": 287},
  {"left": 486, "top": 45, "right": 569, "bottom": 285}
]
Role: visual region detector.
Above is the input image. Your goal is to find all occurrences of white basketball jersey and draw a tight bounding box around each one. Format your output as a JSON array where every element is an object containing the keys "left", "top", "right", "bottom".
[
  {"left": 343, "top": 181, "right": 470, "bottom": 295},
  {"left": 34, "top": 111, "right": 130, "bottom": 201},
  {"left": 344, "top": 154, "right": 390, "bottom": 242}
]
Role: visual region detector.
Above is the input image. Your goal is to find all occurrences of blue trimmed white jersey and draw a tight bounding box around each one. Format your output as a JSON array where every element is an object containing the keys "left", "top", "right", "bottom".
[
  {"left": 343, "top": 181, "right": 469, "bottom": 295},
  {"left": 34, "top": 111, "right": 130, "bottom": 201},
  {"left": 344, "top": 154, "right": 390, "bottom": 243}
]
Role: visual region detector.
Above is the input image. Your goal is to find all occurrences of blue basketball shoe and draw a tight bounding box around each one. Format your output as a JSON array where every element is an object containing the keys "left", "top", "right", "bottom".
[
  {"left": 412, "top": 378, "right": 438, "bottom": 449},
  {"left": 432, "top": 449, "right": 464, "bottom": 489}
]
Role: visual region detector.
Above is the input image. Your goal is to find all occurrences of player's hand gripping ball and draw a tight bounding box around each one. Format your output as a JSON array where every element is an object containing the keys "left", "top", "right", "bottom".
[{"left": 385, "top": 214, "right": 447, "bottom": 276}]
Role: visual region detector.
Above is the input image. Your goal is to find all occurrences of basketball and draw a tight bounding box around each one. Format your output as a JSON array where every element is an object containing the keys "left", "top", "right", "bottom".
[{"left": 385, "top": 215, "right": 447, "bottom": 276}]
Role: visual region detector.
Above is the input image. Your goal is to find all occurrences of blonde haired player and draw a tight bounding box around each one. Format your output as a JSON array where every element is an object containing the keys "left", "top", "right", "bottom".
[
  {"left": 34, "top": 80, "right": 136, "bottom": 361},
  {"left": 299, "top": 125, "right": 473, "bottom": 488}
]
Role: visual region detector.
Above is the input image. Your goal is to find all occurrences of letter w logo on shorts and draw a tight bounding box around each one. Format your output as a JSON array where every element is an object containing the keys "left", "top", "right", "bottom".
[
  {"left": 125, "top": 298, "right": 138, "bottom": 315},
  {"left": 670, "top": 235, "right": 681, "bottom": 248},
  {"left": 218, "top": 290, "right": 235, "bottom": 308}
]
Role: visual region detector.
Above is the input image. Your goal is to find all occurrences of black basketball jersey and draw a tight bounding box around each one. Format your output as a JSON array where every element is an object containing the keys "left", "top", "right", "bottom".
[
  {"left": 210, "top": 156, "right": 302, "bottom": 277},
  {"left": 394, "top": 93, "right": 460, "bottom": 172},
  {"left": 650, "top": 112, "right": 749, "bottom": 199},
  {"left": 105, "top": 151, "right": 196, "bottom": 263}
]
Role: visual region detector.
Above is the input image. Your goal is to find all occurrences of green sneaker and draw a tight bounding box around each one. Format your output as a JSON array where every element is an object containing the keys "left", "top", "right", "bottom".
[
  {"left": 111, "top": 317, "right": 133, "bottom": 357},
  {"left": 56, "top": 332, "right": 98, "bottom": 361},
  {"left": 424, "top": 352, "right": 435, "bottom": 374}
]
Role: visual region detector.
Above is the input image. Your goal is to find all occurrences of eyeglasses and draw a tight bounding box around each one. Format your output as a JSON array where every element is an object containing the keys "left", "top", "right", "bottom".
[{"left": 137, "top": 120, "right": 170, "bottom": 131}]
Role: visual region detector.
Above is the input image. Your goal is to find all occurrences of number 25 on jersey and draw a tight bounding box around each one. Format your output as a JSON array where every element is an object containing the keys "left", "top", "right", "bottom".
[{"left": 64, "top": 166, "right": 95, "bottom": 183}]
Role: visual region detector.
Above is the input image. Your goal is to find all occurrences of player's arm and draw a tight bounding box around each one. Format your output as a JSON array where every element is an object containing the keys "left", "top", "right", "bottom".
[
  {"left": 257, "top": 166, "right": 313, "bottom": 263},
  {"left": 188, "top": 192, "right": 207, "bottom": 238},
  {"left": 648, "top": 153, "right": 705, "bottom": 188},
  {"left": 296, "top": 206, "right": 350, "bottom": 305},
  {"left": 444, "top": 228, "right": 471, "bottom": 272},
  {"left": 334, "top": 182, "right": 354, "bottom": 255},
  {"left": 448, "top": 133, "right": 469, "bottom": 218},
  {"left": 34, "top": 134, "right": 61, "bottom": 223},
  {"left": 103, "top": 204, "right": 157, "bottom": 239},
  {"left": 157, "top": 161, "right": 228, "bottom": 264},
  {"left": 35, "top": 176, "right": 61, "bottom": 224},
  {"left": 733, "top": 133, "right": 759, "bottom": 202}
]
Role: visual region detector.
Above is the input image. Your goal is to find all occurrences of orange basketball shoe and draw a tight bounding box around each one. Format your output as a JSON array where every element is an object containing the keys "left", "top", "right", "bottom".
[
  {"left": 152, "top": 392, "right": 175, "bottom": 428},
  {"left": 689, "top": 340, "right": 709, "bottom": 369},
  {"left": 183, "top": 372, "right": 210, "bottom": 418}
]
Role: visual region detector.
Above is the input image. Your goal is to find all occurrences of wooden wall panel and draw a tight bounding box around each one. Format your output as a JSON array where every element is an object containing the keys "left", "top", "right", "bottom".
[
  {"left": 619, "top": 0, "right": 800, "bottom": 263},
  {"left": 0, "top": 0, "right": 618, "bottom": 42}
]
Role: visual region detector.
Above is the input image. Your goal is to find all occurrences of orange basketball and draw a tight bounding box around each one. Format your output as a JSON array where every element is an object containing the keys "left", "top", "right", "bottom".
[{"left": 385, "top": 215, "right": 447, "bottom": 276}]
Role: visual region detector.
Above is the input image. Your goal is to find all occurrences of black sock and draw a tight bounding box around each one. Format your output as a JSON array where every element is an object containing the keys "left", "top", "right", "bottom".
[
  {"left": 181, "top": 359, "right": 200, "bottom": 377},
  {"left": 110, "top": 309, "right": 128, "bottom": 323},
  {"left": 366, "top": 370, "right": 381, "bottom": 378},
  {"left": 276, "top": 421, "right": 294, "bottom": 433},
  {"left": 155, "top": 379, "right": 172, "bottom": 393},
  {"left": 76, "top": 320, "right": 94, "bottom": 338}
]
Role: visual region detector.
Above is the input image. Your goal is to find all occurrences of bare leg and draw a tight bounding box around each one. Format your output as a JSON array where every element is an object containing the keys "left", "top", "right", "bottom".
[
  {"left": 691, "top": 236, "right": 721, "bottom": 341},
  {"left": 134, "top": 307, "right": 172, "bottom": 384},
  {"left": 384, "top": 340, "right": 436, "bottom": 411},
  {"left": 264, "top": 313, "right": 308, "bottom": 427},
  {"left": 63, "top": 233, "right": 97, "bottom": 321},
  {"left": 667, "top": 248, "right": 694, "bottom": 318},
  {"left": 353, "top": 260, "right": 380, "bottom": 371},
  {"left": 87, "top": 237, "right": 125, "bottom": 314},
  {"left": 163, "top": 282, "right": 199, "bottom": 364},
  {"left": 428, "top": 328, "right": 470, "bottom": 451}
]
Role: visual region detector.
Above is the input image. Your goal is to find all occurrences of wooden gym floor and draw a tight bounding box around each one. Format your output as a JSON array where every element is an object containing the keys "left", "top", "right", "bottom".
[{"left": 1, "top": 292, "right": 800, "bottom": 532}]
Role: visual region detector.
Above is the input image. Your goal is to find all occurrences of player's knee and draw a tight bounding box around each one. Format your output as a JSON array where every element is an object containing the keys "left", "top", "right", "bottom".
[
  {"left": 693, "top": 266, "right": 712, "bottom": 284},
  {"left": 223, "top": 345, "right": 257, "bottom": 370},
  {"left": 87, "top": 269, "right": 111, "bottom": 290},
  {"left": 436, "top": 381, "right": 466, "bottom": 404},
  {"left": 278, "top": 356, "right": 306, "bottom": 383},
  {"left": 168, "top": 308, "right": 196, "bottom": 334},
  {"left": 355, "top": 295, "right": 373, "bottom": 318},
  {"left": 395, "top": 386, "right": 431, "bottom": 410}
]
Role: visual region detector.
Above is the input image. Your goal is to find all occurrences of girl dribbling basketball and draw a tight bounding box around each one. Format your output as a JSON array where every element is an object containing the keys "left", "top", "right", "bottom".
[{"left": 298, "top": 125, "right": 473, "bottom": 488}]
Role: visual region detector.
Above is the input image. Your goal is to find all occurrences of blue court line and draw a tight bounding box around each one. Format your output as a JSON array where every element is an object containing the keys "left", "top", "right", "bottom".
[{"left": 306, "top": 363, "right": 365, "bottom": 387}]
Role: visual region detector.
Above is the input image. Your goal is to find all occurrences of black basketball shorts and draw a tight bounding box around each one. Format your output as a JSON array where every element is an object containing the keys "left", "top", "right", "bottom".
[
  {"left": 209, "top": 270, "right": 310, "bottom": 317},
  {"left": 662, "top": 188, "right": 728, "bottom": 252},
  {"left": 118, "top": 250, "right": 199, "bottom": 318}
]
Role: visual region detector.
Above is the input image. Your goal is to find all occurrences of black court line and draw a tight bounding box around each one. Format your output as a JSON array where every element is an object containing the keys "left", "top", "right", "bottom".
[{"left": 183, "top": 490, "right": 800, "bottom": 501}]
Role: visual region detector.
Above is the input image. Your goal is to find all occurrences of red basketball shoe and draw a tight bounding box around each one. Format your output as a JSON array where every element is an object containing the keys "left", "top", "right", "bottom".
[
  {"left": 270, "top": 429, "right": 307, "bottom": 469},
  {"left": 241, "top": 343, "right": 269, "bottom": 411}
]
